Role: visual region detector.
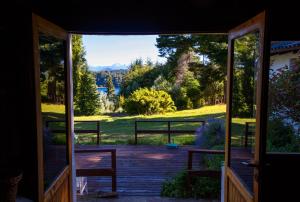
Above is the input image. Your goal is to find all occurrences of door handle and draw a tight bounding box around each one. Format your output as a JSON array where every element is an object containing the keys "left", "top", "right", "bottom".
[{"left": 241, "top": 161, "right": 259, "bottom": 167}]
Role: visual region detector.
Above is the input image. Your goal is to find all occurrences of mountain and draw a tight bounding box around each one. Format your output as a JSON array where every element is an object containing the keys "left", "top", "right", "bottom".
[{"left": 89, "top": 63, "right": 128, "bottom": 72}]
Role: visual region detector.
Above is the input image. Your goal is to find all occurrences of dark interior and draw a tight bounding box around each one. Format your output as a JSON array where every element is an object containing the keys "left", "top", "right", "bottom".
[{"left": 0, "top": 1, "right": 300, "bottom": 201}]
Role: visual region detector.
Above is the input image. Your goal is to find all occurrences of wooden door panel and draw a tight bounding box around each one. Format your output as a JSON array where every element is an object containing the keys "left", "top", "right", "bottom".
[
  {"left": 44, "top": 167, "right": 70, "bottom": 202},
  {"left": 225, "top": 11, "right": 268, "bottom": 202},
  {"left": 227, "top": 168, "right": 253, "bottom": 202},
  {"left": 228, "top": 179, "right": 246, "bottom": 202},
  {"left": 32, "top": 14, "right": 73, "bottom": 202}
]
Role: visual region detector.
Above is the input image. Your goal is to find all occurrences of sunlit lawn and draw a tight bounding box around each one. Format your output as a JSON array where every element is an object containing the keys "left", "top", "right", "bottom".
[{"left": 43, "top": 104, "right": 251, "bottom": 146}]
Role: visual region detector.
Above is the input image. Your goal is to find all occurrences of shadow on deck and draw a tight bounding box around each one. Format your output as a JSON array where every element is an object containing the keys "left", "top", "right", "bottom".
[{"left": 75, "top": 145, "right": 199, "bottom": 197}]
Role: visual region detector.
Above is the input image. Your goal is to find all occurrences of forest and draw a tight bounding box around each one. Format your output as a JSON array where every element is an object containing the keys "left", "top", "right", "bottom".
[
  {"left": 94, "top": 70, "right": 126, "bottom": 88},
  {"left": 69, "top": 34, "right": 230, "bottom": 115}
]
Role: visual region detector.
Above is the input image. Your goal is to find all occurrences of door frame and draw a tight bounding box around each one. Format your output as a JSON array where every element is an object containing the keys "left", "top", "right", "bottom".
[
  {"left": 32, "top": 14, "right": 74, "bottom": 202},
  {"left": 225, "top": 11, "right": 269, "bottom": 202}
]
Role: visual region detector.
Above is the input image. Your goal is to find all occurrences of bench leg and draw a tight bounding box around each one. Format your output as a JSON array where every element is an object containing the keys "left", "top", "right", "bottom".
[
  {"left": 112, "top": 174, "right": 117, "bottom": 192},
  {"left": 186, "top": 173, "right": 192, "bottom": 195}
]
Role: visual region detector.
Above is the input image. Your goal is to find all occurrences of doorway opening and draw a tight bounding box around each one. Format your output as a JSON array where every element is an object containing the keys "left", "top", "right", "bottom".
[{"left": 67, "top": 34, "right": 228, "bottom": 200}]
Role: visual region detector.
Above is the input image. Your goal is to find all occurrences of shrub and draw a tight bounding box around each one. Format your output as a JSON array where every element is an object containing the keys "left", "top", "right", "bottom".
[
  {"left": 161, "top": 171, "right": 189, "bottom": 198},
  {"left": 170, "top": 86, "right": 193, "bottom": 110},
  {"left": 161, "top": 121, "right": 225, "bottom": 199},
  {"left": 124, "top": 88, "right": 176, "bottom": 115},
  {"left": 203, "top": 145, "right": 225, "bottom": 171},
  {"left": 267, "top": 118, "right": 300, "bottom": 152},
  {"left": 161, "top": 170, "right": 221, "bottom": 199},
  {"left": 196, "top": 119, "right": 225, "bottom": 149},
  {"left": 99, "top": 92, "right": 115, "bottom": 113}
]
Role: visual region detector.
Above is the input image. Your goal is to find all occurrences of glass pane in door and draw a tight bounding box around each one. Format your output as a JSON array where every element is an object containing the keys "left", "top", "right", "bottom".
[
  {"left": 39, "top": 33, "right": 68, "bottom": 190},
  {"left": 230, "top": 32, "right": 259, "bottom": 194}
]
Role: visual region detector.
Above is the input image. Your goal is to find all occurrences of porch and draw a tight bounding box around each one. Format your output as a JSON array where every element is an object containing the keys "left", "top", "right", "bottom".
[{"left": 75, "top": 145, "right": 197, "bottom": 197}]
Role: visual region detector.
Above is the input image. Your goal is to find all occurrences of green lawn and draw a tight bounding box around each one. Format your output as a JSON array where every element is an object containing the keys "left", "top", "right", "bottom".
[{"left": 42, "top": 104, "right": 250, "bottom": 145}]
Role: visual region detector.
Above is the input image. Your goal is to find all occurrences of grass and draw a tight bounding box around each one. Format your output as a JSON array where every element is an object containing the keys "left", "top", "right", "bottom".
[{"left": 42, "top": 104, "right": 251, "bottom": 146}]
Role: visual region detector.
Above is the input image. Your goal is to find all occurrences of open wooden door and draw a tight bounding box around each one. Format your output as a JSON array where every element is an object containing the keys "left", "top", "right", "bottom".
[
  {"left": 32, "top": 14, "right": 73, "bottom": 202},
  {"left": 225, "top": 11, "right": 268, "bottom": 202}
]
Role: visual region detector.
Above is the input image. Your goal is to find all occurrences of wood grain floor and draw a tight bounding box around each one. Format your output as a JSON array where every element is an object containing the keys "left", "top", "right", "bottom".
[{"left": 75, "top": 145, "right": 201, "bottom": 196}]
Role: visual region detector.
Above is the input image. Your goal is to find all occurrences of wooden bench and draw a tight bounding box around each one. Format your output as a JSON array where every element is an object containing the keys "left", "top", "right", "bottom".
[
  {"left": 187, "top": 149, "right": 225, "bottom": 192},
  {"left": 75, "top": 149, "right": 116, "bottom": 192}
]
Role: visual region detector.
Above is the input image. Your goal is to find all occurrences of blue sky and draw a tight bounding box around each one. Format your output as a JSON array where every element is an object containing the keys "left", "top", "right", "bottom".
[{"left": 82, "top": 35, "right": 166, "bottom": 67}]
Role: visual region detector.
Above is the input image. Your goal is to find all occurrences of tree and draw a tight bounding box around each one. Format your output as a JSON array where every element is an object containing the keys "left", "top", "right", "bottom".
[
  {"left": 72, "top": 35, "right": 88, "bottom": 101},
  {"left": 231, "top": 34, "right": 258, "bottom": 117},
  {"left": 105, "top": 73, "right": 115, "bottom": 100},
  {"left": 156, "top": 34, "right": 228, "bottom": 103},
  {"left": 269, "top": 65, "right": 300, "bottom": 124},
  {"left": 120, "top": 59, "right": 157, "bottom": 97},
  {"left": 75, "top": 70, "right": 100, "bottom": 115},
  {"left": 72, "top": 35, "right": 101, "bottom": 115},
  {"left": 170, "top": 71, "right": 202, "bottom": 109},
  {"left": 152, "top": 75, "right": 172, "bottom": 92},
  {"left": 39, "top": 35, "right": 65, "bottom": 103}
]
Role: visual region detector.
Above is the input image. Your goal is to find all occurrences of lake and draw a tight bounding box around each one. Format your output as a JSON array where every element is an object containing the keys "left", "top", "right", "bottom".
[{"left": 97, "top": 87, "right": 120, "bottom": 95}]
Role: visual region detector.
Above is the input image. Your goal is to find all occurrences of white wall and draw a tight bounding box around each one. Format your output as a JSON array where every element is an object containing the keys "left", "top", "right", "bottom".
[{"left": 270, "top": 52, "right": 298, "bottom": 72}]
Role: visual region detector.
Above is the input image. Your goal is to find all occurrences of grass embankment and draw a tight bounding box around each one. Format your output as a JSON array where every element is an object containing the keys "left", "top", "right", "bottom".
[{"left": 42, "top": 104, "right": 250, "bottom": 145}]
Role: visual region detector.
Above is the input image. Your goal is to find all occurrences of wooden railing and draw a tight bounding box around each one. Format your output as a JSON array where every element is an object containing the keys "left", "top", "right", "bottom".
[
  {"left": 187, "top": 149, "right": 225, "bottom": 192},
  {"left": 75, "top": 149, "right": 116, "bottom": 192},
  {"left": 243, "top": 122, "right": 255, "bottom": 148},
  {"left": 45, "top": 120, "right": 101, "bottom": 145},
  {"left": 134, "top": 119, "right": 205, "bottom": 144}
]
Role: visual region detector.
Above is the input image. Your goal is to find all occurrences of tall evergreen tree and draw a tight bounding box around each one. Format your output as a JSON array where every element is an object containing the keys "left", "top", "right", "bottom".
[
  {"left": 72, "top": 34, "right": 100, "bottom": 115},
  {"left": 106, "top": 73, "right": 115, "bottom": 100},
  {"left": 75, "top": 70, "right": 100, "bottom": 115},
  {"left": 72, "top": 35, "right": 88, "bottom": 101}
]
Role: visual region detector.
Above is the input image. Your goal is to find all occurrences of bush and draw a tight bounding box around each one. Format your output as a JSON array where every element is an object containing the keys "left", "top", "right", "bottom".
[
  {"left": 170, "top": 86, "right": 193, "bottom": 110},
  {"left": 203, "top": 145, "right": 224, "bottom": 171},
  {"left": 196, "top": 119, "right": 225, "bottom": 149},
  {"left": 124, "top": 88, "right": 176, "bottom": 115},
  {"left": 161, "top": 171, "right": 190, "bottom": 198},
  {"left": 161, "top": 170, "right": 221, "bottom": 199},
  {"left": 99, "top": 92, "right": 115, "bottom": 113},
  {"left": 161, "top": 120, "right": 225, "bottom": 199},
  {"left": 267, "top": 118, "right": 300, "bottom": 152}
]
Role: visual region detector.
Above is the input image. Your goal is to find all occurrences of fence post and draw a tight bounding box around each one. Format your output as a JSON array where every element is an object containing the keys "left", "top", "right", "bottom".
[
  {"left": 135, "top": 121, "right": 137, "bottom": 145},
  {"left": 168, "top": 121, "right": 171, "bottom": 143},
  {"left": 97, "top": 121, "right": 100, "bottom": 145},
  {"left": 111, "top": 150, "right": 117, "bottom": 192},
  {"left": 244, "top": 122, "right": 249, "bottom": 148}
]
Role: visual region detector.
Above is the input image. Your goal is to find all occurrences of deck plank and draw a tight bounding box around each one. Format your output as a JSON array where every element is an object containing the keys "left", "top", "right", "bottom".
[{"left": 75, "top": 145, "right": 200, "bottom": 196}]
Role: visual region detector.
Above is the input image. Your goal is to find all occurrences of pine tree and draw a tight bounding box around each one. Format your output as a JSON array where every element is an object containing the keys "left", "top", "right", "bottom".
[
  {"left": 72, "top": 35, "right": 88, "bottom": 102},
  {"left": 72, "top": 34, "right": 101, "bottom": 115},
  {"left": 75, "top": 70, "right": 100, "bottom": 115},
  {"left": 105, "top": 73, "right": 115, "bottom": 100}
]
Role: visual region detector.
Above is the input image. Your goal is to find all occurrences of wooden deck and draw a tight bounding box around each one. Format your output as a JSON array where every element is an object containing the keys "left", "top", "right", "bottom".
[{"left": 75, "top": 145, "right": 199, "bottom": 196}]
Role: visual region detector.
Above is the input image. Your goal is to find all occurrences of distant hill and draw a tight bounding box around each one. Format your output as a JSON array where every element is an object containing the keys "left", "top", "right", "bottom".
[{"left": 89, "top": 63, "right": 128, "bottom": 72}]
